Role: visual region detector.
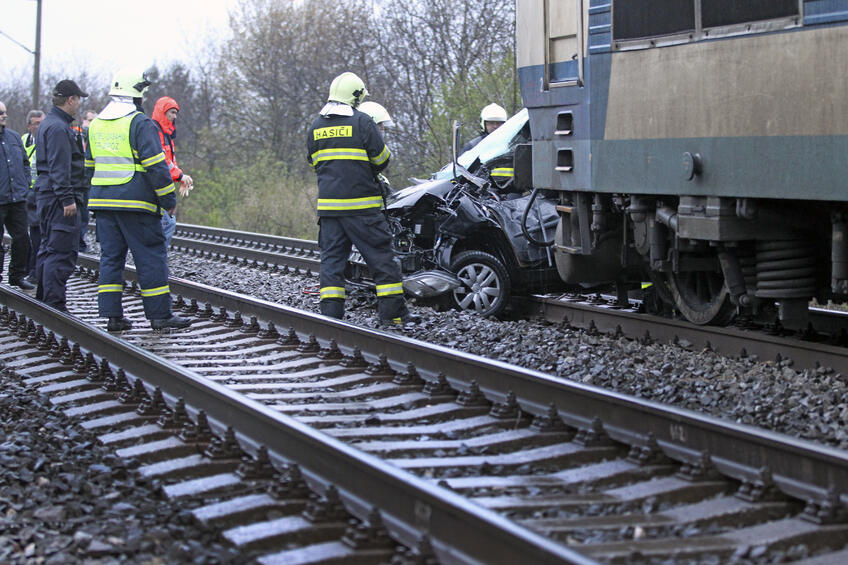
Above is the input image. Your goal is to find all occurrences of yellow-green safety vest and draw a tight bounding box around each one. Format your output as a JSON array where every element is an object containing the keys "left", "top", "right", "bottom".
[
  {"left": 88, "top": 112, "right": 147, "bottom": 185},
  {"left": 21, "top": 133, "right": 36, "bottom": 188}
]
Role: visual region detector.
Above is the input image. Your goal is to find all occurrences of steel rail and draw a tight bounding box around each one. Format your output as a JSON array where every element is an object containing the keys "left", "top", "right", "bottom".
[
  {"left": 173, "top": 222, "right": 320, "bottom": 253},
  {"left": 0, "top": 284, "right": 592, "bottom": 565},
  {"left": 79, "top": 223, "right": 848, "bottom": 373},
  {"left": 513, "top": 295, "right": 848, "bottom": 375},
  {"left": 73, "top": 255, "right": 848, "bottom": 513},
  {"left": 169, "top": 235, "right": 321, "bottom": 273}
]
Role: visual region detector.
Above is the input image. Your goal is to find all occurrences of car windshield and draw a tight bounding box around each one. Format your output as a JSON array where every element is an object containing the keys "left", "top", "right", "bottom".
[{"left": 433, "top": 108, "right": 529, "bottom": 180}]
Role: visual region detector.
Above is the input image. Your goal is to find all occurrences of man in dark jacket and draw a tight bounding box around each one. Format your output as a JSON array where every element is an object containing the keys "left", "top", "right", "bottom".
[
  {"left": 0, "top": 100, "right": 37, "bottom": 290},
  {"left": 306, "top": 72, "right": 417, "bottom": 326},
  {"left": 33, "top": 80, "right": 89, "bottom": 310}
]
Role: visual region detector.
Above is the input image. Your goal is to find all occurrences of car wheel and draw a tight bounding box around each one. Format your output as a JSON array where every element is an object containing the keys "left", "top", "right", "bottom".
[{"left": 450, "top": 250, "right": 511, "bottom": 317}]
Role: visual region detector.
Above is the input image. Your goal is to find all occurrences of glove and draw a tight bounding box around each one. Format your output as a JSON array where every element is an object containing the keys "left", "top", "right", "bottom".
[{"left": 178, "top": 174, "right": 194, "bottom": 197}]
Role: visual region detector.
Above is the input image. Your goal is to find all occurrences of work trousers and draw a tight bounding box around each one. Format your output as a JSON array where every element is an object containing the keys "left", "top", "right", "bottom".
[
  {"left": 318, "top": 212, "right": 407, "bottom": 320},
  {"left": 96, "top": 211, "right": 172, "bottom": 320},
  {"left": 35, "top": 195, "right": 80, "bottom": 311},
  {"left": 0, "top": 201, "right": 30, "bottom": 283},
  {"left": 161, "top": 211, "right": 176, "bottom": 249}
]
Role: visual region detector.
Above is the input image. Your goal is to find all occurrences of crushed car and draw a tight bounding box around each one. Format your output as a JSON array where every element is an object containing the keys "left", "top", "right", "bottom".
[{"left": 346, "top": 109, "right": 563, "bottom": 317}]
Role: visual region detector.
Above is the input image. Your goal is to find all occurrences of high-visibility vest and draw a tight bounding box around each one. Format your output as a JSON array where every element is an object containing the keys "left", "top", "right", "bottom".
[
  {"left": 88, "top": 112, "right": 146, "bottom": 186},
  {"left": 21, "top": 133, "right": 36, "bottom": 188}
]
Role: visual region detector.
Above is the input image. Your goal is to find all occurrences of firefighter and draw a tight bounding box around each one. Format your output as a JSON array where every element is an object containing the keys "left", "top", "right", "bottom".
[
  {"left": 357, "top": 101, "right": 394, "bottom": 133},
  {"left": 86, "top": 68, "right": 192, "bottom": 331},
  {"left": 461, "top": 102, "right": 507, "bottom": 154},
  {"left": 306, "top": 72, "right": 418, "bottom": 326},
  {"left": 358, "top": 101, "right": 395, "bottom": 197}
]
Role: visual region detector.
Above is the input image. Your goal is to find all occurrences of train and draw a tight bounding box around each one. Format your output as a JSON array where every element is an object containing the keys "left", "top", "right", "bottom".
[{"left": 515, "top": 0, "right": 848, "bottom": 328}]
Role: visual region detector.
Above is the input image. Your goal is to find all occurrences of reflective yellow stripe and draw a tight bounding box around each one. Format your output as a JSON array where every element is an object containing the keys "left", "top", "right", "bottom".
[
  {"left": 320, "top": 286, "right": 346, "bottom": 300},
  {"left": 492, "top": 167, "right": 514, "bottom": 178},
  {"left": 310, "top": 147, "right": 369, "bottom": 164},
  {"left": 141, "top": 152, "right": 165, "bottom": 168},
  {"left": 317, "top": 196, "right": 383, "bottom": 211},
  {"left": 140, "top": 285, "right": 169, "bottom": 297},
  {"left": 84, "top": 159, "right": 95, "bottom": 168},
  {"left": 370, "top": 145, "right": 390, "bottom": 166},
  {"left": 376, "top": 282, "right": 403, "bottom": 297},
  {"left": 88, "top": 198, "right": 159, "bottom": 213},
  {"left": 641, "top": 282, "right": 653, "bottom": 290},
  {"left": 155, "top": 183, "right": 175, "bottom": 196},
  {"left": 392, "top": 317, "right": 402, "bottom": 324},
  {"left": 97, "top": 284, "right": 124, "bottom": 293}
]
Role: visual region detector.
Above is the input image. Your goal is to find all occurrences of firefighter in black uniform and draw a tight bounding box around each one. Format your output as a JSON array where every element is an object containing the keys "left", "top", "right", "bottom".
[{"left": 306, "top": 72, "right": 418, "bottom": 326}]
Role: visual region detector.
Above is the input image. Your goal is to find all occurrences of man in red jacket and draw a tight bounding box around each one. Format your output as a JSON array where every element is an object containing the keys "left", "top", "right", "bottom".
[{"left": 151, "top": 97, "right": 192, "bottom": 247}]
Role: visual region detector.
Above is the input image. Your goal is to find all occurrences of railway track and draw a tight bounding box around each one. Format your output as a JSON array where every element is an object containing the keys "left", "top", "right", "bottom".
[
  {"left": 3, "top": 259, "right": 848, "bottom": 563},
  {"left": 100, "top": 222, "right": 848, "bottom": 375}
]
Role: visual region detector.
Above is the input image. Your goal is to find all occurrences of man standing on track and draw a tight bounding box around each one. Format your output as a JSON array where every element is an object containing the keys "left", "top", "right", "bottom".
[
  {"left": 22, "top": 110, "right": 44, "bottom": 284},
  {"left": 0, "top": 101, "right": 36, "bottom": 291},
  {"left": 34, "top": 81, "right": 89, "bottom": 309},
  {"left": 86, "top": 68, "right": 192, "bottom": 331},
  {"left": 306, "top": 72, "right": 418, "bottom": 327},
  {"left": 151, "top": 96, "right": 193, "bottom": 248}
]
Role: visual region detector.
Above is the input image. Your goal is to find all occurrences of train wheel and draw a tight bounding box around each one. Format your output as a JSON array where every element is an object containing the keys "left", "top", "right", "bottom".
[
  {"left": 667, "top": 270, "right": 736, "bottom": 325},
  {"left": 450, "top": 251, "right": 511, "bottom": 317}
]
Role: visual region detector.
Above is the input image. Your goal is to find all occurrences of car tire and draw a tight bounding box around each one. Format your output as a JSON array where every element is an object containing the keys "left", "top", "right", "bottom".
[{"left": 450, "top": 250, "right": 511, "bottom": 317}]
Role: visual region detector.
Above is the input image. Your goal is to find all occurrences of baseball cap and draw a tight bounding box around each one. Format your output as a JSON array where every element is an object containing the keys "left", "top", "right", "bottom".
[{"left": 53, "top": 79, "right": 89, "bottom": 98}]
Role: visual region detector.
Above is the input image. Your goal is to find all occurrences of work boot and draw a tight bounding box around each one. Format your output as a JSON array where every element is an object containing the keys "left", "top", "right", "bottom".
[
  {"left": 106, "top": 317, "right": 133, "bottom": 332},
  {"left": 10, "top": 278, "right": 36, "bottom": 291},
  {"left": 379, "top": 313, "right": 422, "bottom": 328},
  {"left": 150, "top": 315, "right": 193, "bottom": 330}
]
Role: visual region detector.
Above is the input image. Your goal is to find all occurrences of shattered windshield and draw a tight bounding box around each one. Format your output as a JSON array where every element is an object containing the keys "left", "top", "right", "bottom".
[{"left": 433, "top": 108, "right": 529, "bottom": 180}]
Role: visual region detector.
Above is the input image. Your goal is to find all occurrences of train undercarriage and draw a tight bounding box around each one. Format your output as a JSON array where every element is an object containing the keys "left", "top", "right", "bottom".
[{"left": 555, "top": 193, "right": 842, "bottom": 328}]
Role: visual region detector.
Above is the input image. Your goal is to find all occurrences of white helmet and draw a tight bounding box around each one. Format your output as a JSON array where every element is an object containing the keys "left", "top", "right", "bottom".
[
  {"left": 358, "top": 101, "right": 394, "bottom": 128},
  {"left": 480, "top": 103, "right": 507, "bottom": 129},
  {"left": 109, "top": 67, "right": 151, "bottom": 98},
  {"left": 327, "top": 72, "right": 369, "bottom": 108}
]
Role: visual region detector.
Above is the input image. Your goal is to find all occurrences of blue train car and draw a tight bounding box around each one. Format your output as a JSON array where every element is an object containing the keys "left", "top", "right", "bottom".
[{"left": 516, "top": 0, "right": 848, "bottom": 326}]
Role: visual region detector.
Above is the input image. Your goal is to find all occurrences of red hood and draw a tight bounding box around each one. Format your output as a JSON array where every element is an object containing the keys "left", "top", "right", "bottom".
[{"left": 152, "top": 96, "right": 179, "bottom": 135}]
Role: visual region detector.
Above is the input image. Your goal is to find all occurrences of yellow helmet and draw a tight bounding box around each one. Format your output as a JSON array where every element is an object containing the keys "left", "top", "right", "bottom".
[
  {"left": 480, "top": 103, "right": 507, "bottom": 129},
  {"left": 327, "top": 72, "right": 368, "bottom": 108},
  {"left": 109, "top": 67, "right": 152, "bottom": 98},
  {"left": 358, "top": 101, "right": 394, "bottom": 128}
]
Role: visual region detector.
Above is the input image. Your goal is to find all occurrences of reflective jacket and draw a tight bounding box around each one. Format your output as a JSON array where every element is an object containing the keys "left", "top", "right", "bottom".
[
  {"left": 152, "top": 97, "right": 183, "bottom": 183},
  {"left": 86, "top": 104, "right": 175, "bottom": 215},
  {"left": 0, "top": 126, "right": 29, "bottom": 205},
  {"left": 306, "top": 107, "right": 390, "bottom": 217}
]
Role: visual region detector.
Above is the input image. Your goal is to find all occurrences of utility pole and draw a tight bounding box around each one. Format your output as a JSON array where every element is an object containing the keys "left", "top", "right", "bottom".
[{"left": 33, "top": 0, "right": 42, "bottom": 108}]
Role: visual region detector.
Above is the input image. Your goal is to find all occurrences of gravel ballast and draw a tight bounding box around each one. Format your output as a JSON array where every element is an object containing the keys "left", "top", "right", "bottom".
[
  {"left": 0, "top": 370, "right": 253, "bottom": 564},
  {"left": 161, "top": 248, "right": 848, "bottom": 451}
]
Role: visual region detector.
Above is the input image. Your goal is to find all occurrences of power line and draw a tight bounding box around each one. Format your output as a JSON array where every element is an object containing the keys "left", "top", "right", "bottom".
[{"left": 0, "top": 28, "right": 35, "bottom": 54}]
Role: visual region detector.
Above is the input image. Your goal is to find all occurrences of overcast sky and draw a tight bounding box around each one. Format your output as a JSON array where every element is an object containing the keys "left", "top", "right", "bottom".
[{"left": 1, "top": 0, "right": 238, "bottom": 79}]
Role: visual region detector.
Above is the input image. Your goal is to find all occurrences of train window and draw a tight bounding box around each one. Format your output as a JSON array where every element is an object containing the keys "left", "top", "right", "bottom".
[
  {"left": 612, "top": 0, "right": 694, "bottom": 40},
  {"left": 556, "top": 149, "right": 574, "bottom": 172},
  {"left": 556, "top": 112, "right": 573, "bottom": 136},
  {"left": 702, "top": 0, "right": 799, "bottom": 29},
  {"left": 612, "top": 0, "right": 802, "bottom": 49}
]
